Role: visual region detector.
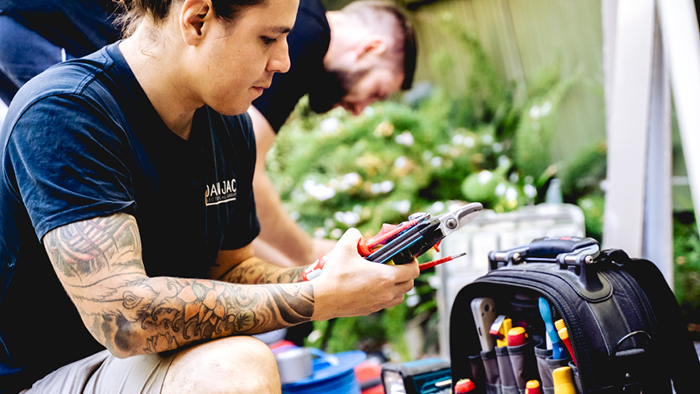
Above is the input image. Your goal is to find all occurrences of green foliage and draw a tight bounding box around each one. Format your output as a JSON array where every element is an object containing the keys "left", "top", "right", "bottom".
[{"left": 673, "top": 213, "right": 700, "bottom": 329}]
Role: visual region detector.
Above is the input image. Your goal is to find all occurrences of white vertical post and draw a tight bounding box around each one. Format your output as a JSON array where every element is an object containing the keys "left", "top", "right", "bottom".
[
  {"left": 603, "top": 0, "right": 656, "bottom": 257},
  {"left": 658, "top": 0, "right": 700, "bottom": 230},
  {"left": 643, "top": 18, "right": 673, "bottom": 286}
]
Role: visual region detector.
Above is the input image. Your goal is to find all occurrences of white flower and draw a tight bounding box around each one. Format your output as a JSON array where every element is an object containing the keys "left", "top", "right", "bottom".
[
  {"left": 380, "top": 180, "right": 394, "bottom": 193},
  {"left": 423, "top": 151, "right": 433, "bottom": 160},
  {"left": 394, "top": 156, "right": 408, "bottom": 169},
  {"left": 540, "top": 101, "right": 552, "bottom": 117},
  {"left": 506, "top": 187, "right": 518, "bottom": 202},
  {"left": 395, "top": 131, "right": 414, "bottom": 146},
  {"left": 308, "top": 330, "right": 322, "bottom": 343},
  {"left": 493, "top": 142, "right": 503, "bottom": 153},
  {"left": 393, "top": 200, "right": 411, "bottom": 214},
  {"left": 509, "top": 172, "right": 519, "bottom": 183},
  {"left": 320, "top": 117, "right": 340, "bottom": 133},
  {"left": 430, "top": 157, "right": 442, "bottom": 167},
  {"left": 330, "top": 228, "right": 343, "bottom": 239},
  {"left": 580, "top": 199, "right": 594, "bottom": 209},
  {"left": 524, "top": 184, "right": 537, "bottom": 198},
  {"left": 498, "top": 155, "right": 510, "bottom": 168},
  {"left": 429, "top": 201, "right": 445, "bottom": 213},
  {"left": 530, "top": 105, "right": 541, "bottom": 120},
  {"left": 339, "top": 172, "right": 361, "bottom": 190},
  {"left": 600, "top": 179, "right": 608, "bottom": 192},
  {"left": 334, "top": 211, "right": 359, "bottom": 226},
  {"left": 482, "top": 134, "right": 493, "bottom": 145},
  {"left": 406, "top": 295, "right": 420, "bottom": 307},
  {"left": 325, "top": 218, "right": 335, "bottom": 228},
  {"left": 452, "top": 134, "right": 464, "bottom": 145},
  {"left": 370, "top": 183, "right": 382, "bottom": 194},
  {"left": 363, "top": 106, "right": 375, "bottom": 116},
  {"left": 463, "top": 136, "right": 475, "bottom": 148},
  {"left": 303, "top": 180, "right": 336, "bottom": 201},
  {"left": 478, "top": 170, "right": 493, "bottom": 185},
  {"left": 343, "top": 212, "right": 360, "bottom": 226},
  {"left": 314, "top": 228, "right": 327, "bottom": 238},
  {"left": 495, "top": 183, "right": 506, "bottom": 196}
]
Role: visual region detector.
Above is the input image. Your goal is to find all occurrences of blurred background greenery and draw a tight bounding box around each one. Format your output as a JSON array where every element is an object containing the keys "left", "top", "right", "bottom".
[{"left": 265, "top": 0, "right": 700, "bottom": 359}]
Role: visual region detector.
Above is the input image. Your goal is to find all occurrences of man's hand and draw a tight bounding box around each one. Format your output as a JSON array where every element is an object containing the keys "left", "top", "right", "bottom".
[{"left": 310, "top": 228, "right": 419, "bottom": 321}]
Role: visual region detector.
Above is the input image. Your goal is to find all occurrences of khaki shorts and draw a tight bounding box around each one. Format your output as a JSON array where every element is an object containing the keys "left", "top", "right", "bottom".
[{"left": 19, "top": 349, "right": 176, "bottom": 394}]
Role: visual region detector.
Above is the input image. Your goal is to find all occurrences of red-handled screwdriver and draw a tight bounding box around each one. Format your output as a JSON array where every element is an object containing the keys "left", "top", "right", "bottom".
[
  {"left": 303, "top": 213, "right": 433, "bottom": 281},
  {"left": 357, "top": 213, "right": 430, "bottom": 256},
  {"left": 418, "top": 252, "right": 467, "bottom": 271}
]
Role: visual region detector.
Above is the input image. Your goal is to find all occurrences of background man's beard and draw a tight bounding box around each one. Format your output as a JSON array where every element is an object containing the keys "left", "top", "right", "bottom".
[{"left": 308, "top": 68, "right": 369, "bottom": 114}]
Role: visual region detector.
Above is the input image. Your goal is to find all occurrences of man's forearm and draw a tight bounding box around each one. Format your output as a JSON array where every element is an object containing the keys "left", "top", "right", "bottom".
[
  {"left": 216, "top": 257, "right": 306, "bottom": 284},
  {"left": 254, "top": 171, "right": 318, "bottom": 264},
  {"left": 43, "top": 213, "right": 313, "bottom": 358},
  {"left": 249, "top": 106, "right": 320, "bottom": 265},
  {"left": 63, "top": 273, "right": 314, "bottom": 358}
]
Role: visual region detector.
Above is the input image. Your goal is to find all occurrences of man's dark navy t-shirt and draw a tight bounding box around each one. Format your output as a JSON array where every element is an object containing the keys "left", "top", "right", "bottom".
[
  {"left": 0, "top": 42, "right": 260, "bottom": 392},
  {"left": 252, "top": 0, "right": 330, "bottom": 133}
]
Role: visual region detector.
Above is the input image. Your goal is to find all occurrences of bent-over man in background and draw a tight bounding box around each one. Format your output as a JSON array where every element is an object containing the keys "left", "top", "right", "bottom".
[{"left": 249, "top": 0, "right": 417, "bottom": 267}]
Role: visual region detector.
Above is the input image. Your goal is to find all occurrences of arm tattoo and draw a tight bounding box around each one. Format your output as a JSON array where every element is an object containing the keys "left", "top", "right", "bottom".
[
  {"left": 218, "top": 259, "right": 306, "bottom": 284},
  {"left": 44, "top": 213, "right": 315, "bottom": 356}
]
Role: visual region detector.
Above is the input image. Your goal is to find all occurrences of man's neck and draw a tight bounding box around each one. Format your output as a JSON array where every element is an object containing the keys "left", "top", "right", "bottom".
[{"left": 118, "top": 28, "right": 200, "bottom": 140}]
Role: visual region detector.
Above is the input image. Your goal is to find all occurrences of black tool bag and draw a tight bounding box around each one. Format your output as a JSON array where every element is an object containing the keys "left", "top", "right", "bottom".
[{"left": 448, "top": 237, "right": 700, "bottom": 394}]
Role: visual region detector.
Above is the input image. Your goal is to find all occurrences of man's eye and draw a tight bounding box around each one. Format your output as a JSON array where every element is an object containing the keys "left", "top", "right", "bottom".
[{"left": 262, "top": 36, "right": 277, "bottom": 45}]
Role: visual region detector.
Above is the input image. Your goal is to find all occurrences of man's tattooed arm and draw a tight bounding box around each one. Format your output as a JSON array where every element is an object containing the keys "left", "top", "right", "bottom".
[
  {"left": 215, "top": 257, "right": 306, "bottom": 284},
  {"left": 43, "top": 212, "right": 314, "bottom": 358}
]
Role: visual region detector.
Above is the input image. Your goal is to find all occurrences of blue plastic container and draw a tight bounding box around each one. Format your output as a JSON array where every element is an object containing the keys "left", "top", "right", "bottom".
[{"left": 281, "top": 349, "right": 366, "bottom": 394}]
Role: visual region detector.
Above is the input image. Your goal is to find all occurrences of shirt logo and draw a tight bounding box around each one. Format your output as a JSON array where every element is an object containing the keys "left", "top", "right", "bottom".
[{"left": 205, "top": 178, "right": 237, "bottom": 206}]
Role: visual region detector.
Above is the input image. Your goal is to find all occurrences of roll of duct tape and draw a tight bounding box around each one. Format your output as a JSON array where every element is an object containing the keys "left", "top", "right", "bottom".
[{"left": 276, "top": 347, "right": 313, "bottom": 384}]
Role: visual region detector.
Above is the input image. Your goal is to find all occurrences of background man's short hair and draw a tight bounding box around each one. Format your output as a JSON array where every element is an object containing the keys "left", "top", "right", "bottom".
[{"left": 341, "top": 1, "right": 417, "bottom": 90}]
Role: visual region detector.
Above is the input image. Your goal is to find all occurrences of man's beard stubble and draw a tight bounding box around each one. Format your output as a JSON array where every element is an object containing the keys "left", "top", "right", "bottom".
[{"left": 308, "top": 67, "right": 369, "bottom": 114}]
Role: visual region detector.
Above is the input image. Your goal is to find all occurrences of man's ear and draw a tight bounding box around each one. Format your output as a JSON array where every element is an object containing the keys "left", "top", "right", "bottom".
[
  {"left": 355, "top": 35, "right": 387, "bottom": 60},
  {"left": 181, "top": 0, "right": 214, "bottom": 45}
]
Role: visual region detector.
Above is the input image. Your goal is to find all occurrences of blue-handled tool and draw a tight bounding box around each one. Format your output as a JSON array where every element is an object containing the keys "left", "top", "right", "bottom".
[{"left": 538, "top": 297, "right": 566, "bottom": 359}]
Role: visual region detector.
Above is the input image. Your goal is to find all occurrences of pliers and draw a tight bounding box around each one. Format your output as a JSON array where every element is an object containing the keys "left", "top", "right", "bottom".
[{"left": 302, "top": 202, "right": 483, "bottom": 281}]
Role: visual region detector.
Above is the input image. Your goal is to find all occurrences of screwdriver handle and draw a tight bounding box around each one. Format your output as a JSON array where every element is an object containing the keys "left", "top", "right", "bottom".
[{"left": 302, "top": 256, "right": 327, "bottom": 281}]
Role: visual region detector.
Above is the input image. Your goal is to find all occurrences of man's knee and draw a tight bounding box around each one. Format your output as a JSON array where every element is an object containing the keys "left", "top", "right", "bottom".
[{"left": 162, "top": 336, "right": 281, "bottom": 394}]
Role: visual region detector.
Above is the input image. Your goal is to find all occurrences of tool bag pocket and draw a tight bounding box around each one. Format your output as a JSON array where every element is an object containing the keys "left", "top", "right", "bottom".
[
  {"left": 479, "top": 349, "right": 501, "bottom": 394},
  {"left": 448, "top": 237, "right": 700, "bottom": 393}
]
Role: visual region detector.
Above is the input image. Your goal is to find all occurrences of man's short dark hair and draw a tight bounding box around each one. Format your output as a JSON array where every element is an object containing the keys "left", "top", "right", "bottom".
[
  {"left": 341, "top": 1, "right": 417, "bottom": 90},
  {"left": 115, "top": 0, "right": 267, "bottom": 37}
]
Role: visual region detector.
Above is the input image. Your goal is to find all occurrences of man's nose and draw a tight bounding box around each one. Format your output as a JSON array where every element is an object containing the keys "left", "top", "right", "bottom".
[
  {"left": 268, "top": 41, "right": 291, "bottom": 74},
  {"left": 350, "top": 103, "right": 367, "bottom": 116}
]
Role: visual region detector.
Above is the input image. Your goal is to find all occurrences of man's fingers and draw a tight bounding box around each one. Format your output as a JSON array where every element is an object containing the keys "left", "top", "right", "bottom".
[
  {"left": 335, "top": 228, "right": 362, "bottom": 253},
  {"left": 395, "top": 279, "right": 414, "bottom": 294},
  {"left": 392, "top": 259, "right": 420, "bottom": 282}
]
